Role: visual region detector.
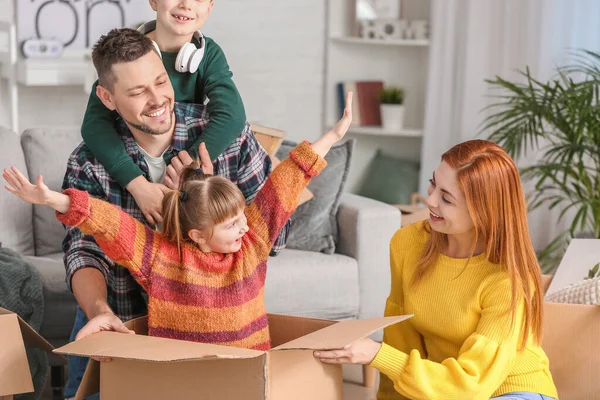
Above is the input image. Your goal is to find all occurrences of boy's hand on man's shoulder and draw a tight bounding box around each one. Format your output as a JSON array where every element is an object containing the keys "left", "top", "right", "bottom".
[{"left": 126, "top": 176, "right": 169, "bottom": 225}]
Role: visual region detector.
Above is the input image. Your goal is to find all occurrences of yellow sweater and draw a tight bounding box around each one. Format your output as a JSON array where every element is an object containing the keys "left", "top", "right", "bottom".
[{"left": 370, "top": 222, "right": 558, "bottom": 400}]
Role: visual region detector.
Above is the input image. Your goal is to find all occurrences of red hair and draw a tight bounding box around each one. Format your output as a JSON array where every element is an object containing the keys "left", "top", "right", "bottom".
[{"left": 414, "top": 140, "right": 543, "bottom": 347}]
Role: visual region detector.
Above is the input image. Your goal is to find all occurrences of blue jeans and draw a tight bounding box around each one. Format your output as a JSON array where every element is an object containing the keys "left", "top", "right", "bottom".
[
  {"left": 64, "top": 307, "right": 99, "bottom": 400},
  {"left": 491, "top": 392, "right": 555, "bottom": 400}
]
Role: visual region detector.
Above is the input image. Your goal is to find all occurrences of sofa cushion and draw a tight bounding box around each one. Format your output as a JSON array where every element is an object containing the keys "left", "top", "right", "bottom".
[
  {"left": 264, "top": 249, "right": 359, "bottom": 320},
  {"left": 24, "top": 253, "right": 77, "bottom": 347},
  {"left": 21, "top": 127, "right": 83, "bottom": 256},
  {"left": 358, "top": 149, "right": 420, "bottom": 205},
  {"left": 0, "top": 128, "right": 35, "bottom": 255},
  {"left": 276, "top": 139, "right": 355, "bottom": 254}
]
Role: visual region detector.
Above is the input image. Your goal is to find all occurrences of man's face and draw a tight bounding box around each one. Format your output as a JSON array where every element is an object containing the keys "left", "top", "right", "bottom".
[
  {"left": 97, "top": 51, "right": 175, "bottom": 136},
  {"left": 150, "top": 0, "right": 214, "bottom": 37}
]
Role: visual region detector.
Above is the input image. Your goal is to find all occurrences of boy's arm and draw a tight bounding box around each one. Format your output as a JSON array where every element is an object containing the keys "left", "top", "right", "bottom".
[
  {"left": 196, "top": 39, "right": 247, "bottom": 160},
  {"left": 82, "top": 81, "right": 168, "bottom": 225},
  {"left": 82, "top": 81, "right": 143, "bottom": 187}
]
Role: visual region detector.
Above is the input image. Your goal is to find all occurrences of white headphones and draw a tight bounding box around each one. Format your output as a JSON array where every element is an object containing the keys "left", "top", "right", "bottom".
[{"left": 137, "top": 20, "right": 206, "bottom": 74}]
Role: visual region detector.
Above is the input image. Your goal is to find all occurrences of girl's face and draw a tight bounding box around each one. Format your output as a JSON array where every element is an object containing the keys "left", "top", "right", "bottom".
[
  {"left": 191, "top": 209, "right": 248, "bottom": 254},
  {"left": 426, "top": 161, "right": 474, "bottom": 237}
]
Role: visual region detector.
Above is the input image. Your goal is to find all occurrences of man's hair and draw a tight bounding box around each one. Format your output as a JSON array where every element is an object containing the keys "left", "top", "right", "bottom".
[{"left": 91, "top": 28, "right": 156, "bottom": 91}]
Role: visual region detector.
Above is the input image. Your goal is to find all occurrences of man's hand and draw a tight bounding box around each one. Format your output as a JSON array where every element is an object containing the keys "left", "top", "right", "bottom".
[
  {"left": 313, "top": 338, "right": 382, "bottom": 365},
  {"left": 126, "top": 176, "right": 170, "bottom": 225},
  {"left": 165, "top": 142, "right": 214, "bottom": 189},
  {"left": 76, "top": 312, "right": 135, "bottom": 362}
]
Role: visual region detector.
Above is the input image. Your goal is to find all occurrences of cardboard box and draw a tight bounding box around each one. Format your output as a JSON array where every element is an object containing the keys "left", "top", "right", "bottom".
[
  {"left": 252, "top": 123, "right": 286, "bottom": 157},
  {"left": 541, "top": 239, "right": 600, "bottom": 400},
  {"left": 0, "top": 307, "right": 65, "bottom": 399},
  {"left": 55, "top": 314, "right": 411, "bottom": 400},
  {"left": 395, "top": 193, "right": 429, "bottom": 227},
  {"left": 546, "top": 238, "right": 600, "bottom": 294}
]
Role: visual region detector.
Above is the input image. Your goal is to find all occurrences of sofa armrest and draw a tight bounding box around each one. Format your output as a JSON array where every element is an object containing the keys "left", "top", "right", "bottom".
[{"left": 336, "top": 193, "right": 401, "bottom": 339}]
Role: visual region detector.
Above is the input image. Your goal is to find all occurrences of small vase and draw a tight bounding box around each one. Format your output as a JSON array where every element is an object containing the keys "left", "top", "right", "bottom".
[{"left": 380, "top": 104, "right": 405, "bottom": 132}]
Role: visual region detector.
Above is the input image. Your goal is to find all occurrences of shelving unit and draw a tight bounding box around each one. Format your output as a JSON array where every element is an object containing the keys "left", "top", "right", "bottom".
[
  {"left": 330, "top": 36, "right": 429, "bottom": 47},
  {"left": 324, "top": 0, "right": 431, "bottom": 193},
  {"left": 330, "top": 125, "right": 423, "bottom": 137},
  {"left": 0, "top": 3, "right": 92, "bottom": 134}
]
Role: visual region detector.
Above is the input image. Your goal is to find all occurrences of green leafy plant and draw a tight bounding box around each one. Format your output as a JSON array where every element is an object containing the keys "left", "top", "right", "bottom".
[
  {"left": 482, "top": 50, "right": 600, "bottom": 274},
  {"left": 380, "top": 87, "right": 405, "bottom": 105},
  {"left": 587, "top": 262, "right": 600, "bottom": 279}
]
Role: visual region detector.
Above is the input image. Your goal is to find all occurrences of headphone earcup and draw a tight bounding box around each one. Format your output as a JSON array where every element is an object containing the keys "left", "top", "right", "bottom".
[
  {"left": 187, "top": 47, "right": 205, "bottom": 73},
  {"left": 151, "top": 40, "right": 162, "bottom": 59},
  {"left": 175, "top": 42, "right": 195, "bottom": 73}
]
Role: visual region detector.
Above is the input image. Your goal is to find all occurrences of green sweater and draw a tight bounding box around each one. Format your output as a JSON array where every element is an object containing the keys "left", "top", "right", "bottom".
[{"left": 81, "top": 36, "right": 246, "bottom": 187}]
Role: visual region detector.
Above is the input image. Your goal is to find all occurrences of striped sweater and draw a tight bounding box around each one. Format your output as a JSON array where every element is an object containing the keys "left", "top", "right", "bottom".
[{"left": 57, "top": 141, "right": 326, "bottom": 350}]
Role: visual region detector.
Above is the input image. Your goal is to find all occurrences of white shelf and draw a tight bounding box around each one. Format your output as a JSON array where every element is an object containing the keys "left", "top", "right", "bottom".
[
  {"left": 330, "top": 36, "right": 429, "bottom": 47},
  {"left": 1, "top": 51, "right": 89, "bottom": 86},
  {"left": 333, "top": 126, "right": 423, "bottom": 137}
]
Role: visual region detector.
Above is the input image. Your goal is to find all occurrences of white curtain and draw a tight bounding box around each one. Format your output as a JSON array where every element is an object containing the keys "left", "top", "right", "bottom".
[{"left": 420, "top": 0, "right": 600, "bottom": 250}]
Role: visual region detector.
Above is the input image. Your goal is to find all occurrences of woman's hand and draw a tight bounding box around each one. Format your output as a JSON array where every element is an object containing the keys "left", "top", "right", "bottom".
[{"left": 314, "top": 337, "right": 382, "bottom": 365}]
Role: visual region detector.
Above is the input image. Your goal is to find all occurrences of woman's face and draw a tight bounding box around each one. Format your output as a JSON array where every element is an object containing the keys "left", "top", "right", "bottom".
[{"left": 426, "top": 161, "right": 474, "bottom": 236}]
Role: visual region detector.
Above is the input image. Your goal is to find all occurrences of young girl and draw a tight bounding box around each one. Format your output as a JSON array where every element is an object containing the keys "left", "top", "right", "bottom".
[
  {"left": 4, "top": 94, "right": 353, "bottom": 351},
  {"left": 314, "top": 140, "right": 558, "bottom": 400}
]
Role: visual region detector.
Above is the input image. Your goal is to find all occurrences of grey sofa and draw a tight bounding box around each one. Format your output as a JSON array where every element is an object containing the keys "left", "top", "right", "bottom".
[{"left": 0, "top": 125, "right": 400, "bottom": 350}]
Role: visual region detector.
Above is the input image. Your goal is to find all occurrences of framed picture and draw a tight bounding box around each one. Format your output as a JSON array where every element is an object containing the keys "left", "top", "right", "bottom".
[{"left": 352, "top": 0, "right": 403, "bottom": 37}]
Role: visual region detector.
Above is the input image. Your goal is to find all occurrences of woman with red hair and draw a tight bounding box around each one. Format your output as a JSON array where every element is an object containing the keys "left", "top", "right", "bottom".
[{"left": 315, "top": 140, "right": 558, "bottom": 400}]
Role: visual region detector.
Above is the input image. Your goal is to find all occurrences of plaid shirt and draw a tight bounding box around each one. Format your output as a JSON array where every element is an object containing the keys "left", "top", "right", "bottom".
[{"left": 62, "top": 102, "right": 290, "bottom": 321}]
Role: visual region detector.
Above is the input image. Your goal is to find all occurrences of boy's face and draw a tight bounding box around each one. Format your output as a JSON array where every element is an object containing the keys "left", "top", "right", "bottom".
[
  {"left": 150, "top": 0, "right": 214, "bottom": 37},
  {"left": 97, "top": 51, "right": 176, "bottom": 137}
]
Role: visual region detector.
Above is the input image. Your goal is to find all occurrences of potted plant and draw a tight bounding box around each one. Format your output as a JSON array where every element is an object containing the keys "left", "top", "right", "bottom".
[
  {"left": 482, "top": 50, "right": 600, "bottom": 274},
  {"left": 379, "top": 86, "right": 405, "bottom": 131}
]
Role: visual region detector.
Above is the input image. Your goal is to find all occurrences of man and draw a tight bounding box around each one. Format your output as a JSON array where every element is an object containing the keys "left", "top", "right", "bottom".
[{"left": 62, "top": 28, "right": 289, "bottom": 399}]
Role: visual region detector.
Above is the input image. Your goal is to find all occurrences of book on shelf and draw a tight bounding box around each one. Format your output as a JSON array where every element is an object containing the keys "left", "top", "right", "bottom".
[{"left": 337, "top": 80, "right": 384, "bottom": 127}]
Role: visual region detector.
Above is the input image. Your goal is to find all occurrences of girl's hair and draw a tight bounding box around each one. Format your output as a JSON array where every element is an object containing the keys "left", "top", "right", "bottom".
[
  {"left": 414, "top": 139, "right": 543, "bottom": 348},
  {"left": 162, "top": 162, "right": 246, "bottom": 255}
]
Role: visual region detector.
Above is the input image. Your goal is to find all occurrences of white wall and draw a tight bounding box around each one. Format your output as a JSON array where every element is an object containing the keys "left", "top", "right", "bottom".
[{"left": 0, "top": 0, "right": 326, "bottom": 143}]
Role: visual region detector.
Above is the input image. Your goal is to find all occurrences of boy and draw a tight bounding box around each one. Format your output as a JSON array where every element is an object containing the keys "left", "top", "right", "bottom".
[{"left": 81, "top": 0, "right": 246, "bottom": 225}]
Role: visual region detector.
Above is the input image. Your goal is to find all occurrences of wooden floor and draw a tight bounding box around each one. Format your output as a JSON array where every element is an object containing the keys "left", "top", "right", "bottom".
[{"left": 343, "top": 382, "right": 378, "bottom": 400}]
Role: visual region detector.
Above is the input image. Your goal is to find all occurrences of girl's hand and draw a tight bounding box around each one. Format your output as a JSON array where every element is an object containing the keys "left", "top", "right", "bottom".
[
  {"left": 3, "top": 166, "right": 51, "bottom": 205},
  {"left": 313, "top": 338, "right": 382, "bottom": 365},
  {"left": 4, "top": 166, "right": 71, "bottom": 214},
  {"left": 327, "top": 91, "right": 353, "bottom": 142},
  {"left": 311, "top": 92, "right": 353, "bottom": 158}
]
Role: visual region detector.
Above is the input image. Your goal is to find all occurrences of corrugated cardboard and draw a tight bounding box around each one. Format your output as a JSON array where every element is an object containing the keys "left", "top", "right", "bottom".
[
  {"left": 252, "top": 123, "right": 314, "bottom": 206},
  {"left": 395, "top": 193, "right": 429, "bottom": 227},
  {"left": 55, "top": 314, "right": 412, "bottom": 400},
  {"left": 542, "top": 238, "right": 600, "bottom": 400},
  {"left": 0, "top": 307, "right": 66, "bottom": 398},
  {"left": 252, "top": 123, "right": 286, "bottom": 157},
  {"left": 546, "top": 238, "right": 600, "bottom": 294}
]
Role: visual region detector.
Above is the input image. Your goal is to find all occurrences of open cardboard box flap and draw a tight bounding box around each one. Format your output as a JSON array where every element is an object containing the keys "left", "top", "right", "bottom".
[
  {"left": 272, "top": 315, "right": 411, "bottom": 350},
  {"left": 55, "top": 314, "right": 411, "bottom": 361},
  {"left": 0, "top": 307, "right": 66, "bottom": 397},
  {"left": 0, "top": 307, "right": 57, "bottom": 354},
  {"left": 546, "top": 238, "right": 600, "bottom": 294}
]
